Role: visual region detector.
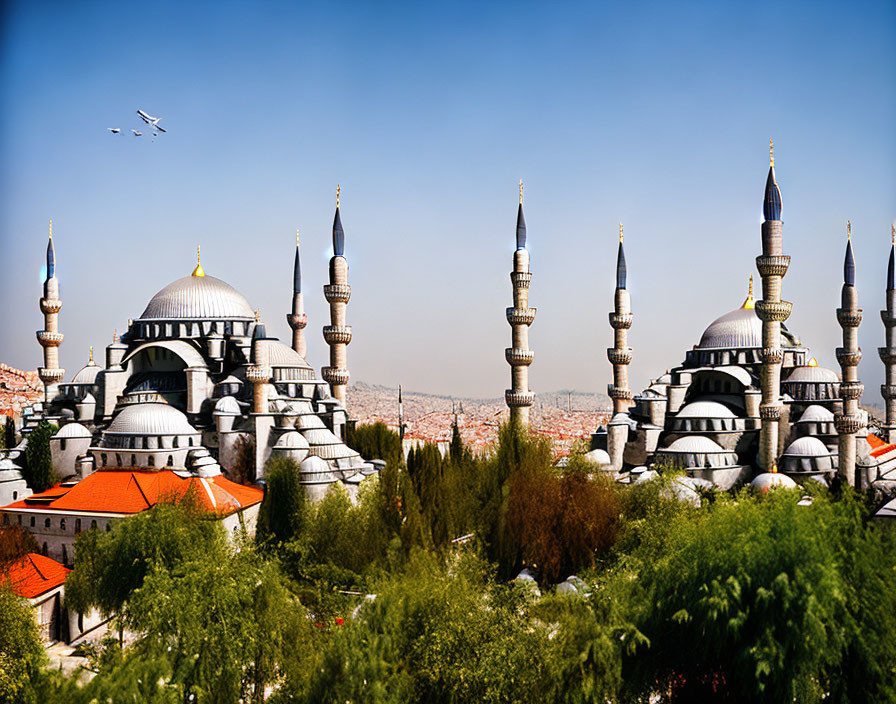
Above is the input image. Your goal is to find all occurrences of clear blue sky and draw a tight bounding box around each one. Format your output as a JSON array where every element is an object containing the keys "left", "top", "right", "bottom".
[{"left": 1, "top": 0, "right": 894, "bottom": 398}]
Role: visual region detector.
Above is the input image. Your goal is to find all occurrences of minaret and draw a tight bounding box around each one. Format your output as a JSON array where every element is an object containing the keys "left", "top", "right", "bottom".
[
  {"left": 836, "top": 221, "right": 864, "bottom": 487},
  {"left": 37, "top": 220, "right": 65, "bottom": 399},
  {"left": 505, "top": 180, "right": 536, "bottom": 426},
  {"left": 755, "top": 141, "right": 792, "bottom": 470},
  {"left": 287, "top": 229, "right": 308, "bottom": 358},
  {"left": 398, "top": 384, "right": 406, "bottom": 442},
  {"left": 880, "top": 227, "right": 896, "bottom": 442},
  {"left": 246, "top": 312, "right": 272, "bottom": 414},
  {"left": 322, "top": 185, "right": 352, "bottom": 407},
  {"left": 608, "top": 223, "right": 634, "bottom": 415}
]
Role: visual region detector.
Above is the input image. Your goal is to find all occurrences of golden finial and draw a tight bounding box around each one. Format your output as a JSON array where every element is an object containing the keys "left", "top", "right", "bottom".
[
  {"left": 48, "top": 219, "right": 53, "bottom": 240},
  {"left": 254, "top": 309, "right": 260, "bottom": 322},
  {"left": 191, "top": 244, "right": 205, "bottom": 277},
  {"left": 296, "top": 228, "right": 300, "bottom": 247},
  {"left": 771, "top": 461, "right": 778, "bottom": 474},
  {"left": 336, "top": 184, "right": 340, "bottom": 209},
  {"left": 619, "top": 223, "right": 624, "bottom": 244},
  {"left": 519, "top": 179, "right": 523, "bottom": 205},
  {"left": 113, "top": 328, "right": 118, "bottom": 343},
  {"left": 743, "top": 274, "right": 755, "bottom": 309},
  {"left": 769, "top": 139, "right": 774, "bottom": 167},
  {"left": 892, "top": 223, "right": 895, "bottom": 246},
  {"left": 88, "top": 346, "right": 94, "bottom": 364},
  {"left": 847, "top": 220, "right": 851, "bottom": 240},
  {"left": 808, "top": 357, "right": 818, "bottom": 367}
]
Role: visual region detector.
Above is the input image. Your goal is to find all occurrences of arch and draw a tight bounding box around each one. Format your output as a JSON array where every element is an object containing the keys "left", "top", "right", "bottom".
[
  {"left": 167, "top": 455, "right": 174, "bottom": 467},
  {"left": 148, "top": 455, "right": 155, "bottom": 467},
  {"left": 60, "top": 518, "right": 66, "bottom": 531},
  {"left": 90, "top": 519, "right": 97, "bottom": 530}
]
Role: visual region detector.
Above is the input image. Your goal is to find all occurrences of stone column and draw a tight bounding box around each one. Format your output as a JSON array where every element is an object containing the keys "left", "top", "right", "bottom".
[{"left": 505, "top": 185, "right": 535, "bottom": 425}]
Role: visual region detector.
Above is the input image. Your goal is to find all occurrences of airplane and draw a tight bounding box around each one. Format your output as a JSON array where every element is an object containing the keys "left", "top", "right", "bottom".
[
  {"left": 137, "top": 109, "right": 163, "bottom": 128},
  {"left": 107, "top": 128, "right": 121, "bottom": 134},
  {"left": 131, "top": 129, "right": 143, "bottom": 136}
]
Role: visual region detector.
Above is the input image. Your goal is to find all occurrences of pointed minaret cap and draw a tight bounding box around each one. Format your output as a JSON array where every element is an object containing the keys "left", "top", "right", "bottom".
[
  {"left": 616, "top": 223, "right": 627, "bottom": 290},
  {"left": 46, "top": 219, "right": 56, "bottom": 279},
  {"left": 192, "top": 245, "right": 205, "bottom": 277},
  {"left": 763, "top": 139, "right": 782, "bottom": 221},
  {"left": 293, "top": 229, "right": 302, "bottom": 294},
  {"left": 844, "top": 220, "right": 855, "bottom": 286},
  {"left": 332, "top": 184, "right": 345, "bottom": 257},
  {"left": 742, "top": 275, "right": 755, "bottom": 309},
  {"left": 888, "top": 224, "right": 895, "bottom": 291},
  {"left": 516, "top": 180, "right": 527, "bottom": 249}
]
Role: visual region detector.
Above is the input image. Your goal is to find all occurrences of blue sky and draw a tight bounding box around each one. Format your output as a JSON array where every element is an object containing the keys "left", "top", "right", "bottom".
[{"left": 1, "top": 0, "right": 894, "bottom": 398}]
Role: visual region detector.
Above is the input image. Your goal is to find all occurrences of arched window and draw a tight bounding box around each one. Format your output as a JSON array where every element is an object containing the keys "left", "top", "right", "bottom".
[
  {"left": 116, "top": 454, "right": 122, "bottom": 467},
  {"left": 105, "top": 523, "right": 111, "bottom": 532},
  {"left": 131, "top": 454, "right": 137, "bottom": 466},
  {"left": 148, "top": 455, "right": 155, "bottom": 467},
  {"left": 60, "top": 438, "right": 67, "bottom": 451},
  {"left": 90, "top": 520, "right": 97, "bottom": 530},
  {"left": 44, "top": 518, "right": 51, "bottom": 528},
  {"left": 60, "top": 518, "right": 66, "bottom": 531},
  {"left": 75, "top": 518, "right": 82, "bottom": 533},
  {"left": 173, "top": 436, "right": 179, "bottom": 448},
  {"left": 42, "top": 543, "right": 48, "bottom": 556},
  {"left": 167, "top": 455, "right": 174, "bottom": 467},
  {"left": 12, "top": 492, "right": 17, "bottom": 501},
  {"left": 30, "top": 516, "right": 35, "bottom": 527}
]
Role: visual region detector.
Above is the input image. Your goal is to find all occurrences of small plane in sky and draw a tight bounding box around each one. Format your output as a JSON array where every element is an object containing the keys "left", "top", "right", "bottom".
[
  {"left": 136, "top": 109, "right": 166, "bottom": 132},
  {"left": 107, "top": 128, "right": 120, "bottom": 134},
  {"left": 131, "top": 129, "right": 143, "bottom": 136}
]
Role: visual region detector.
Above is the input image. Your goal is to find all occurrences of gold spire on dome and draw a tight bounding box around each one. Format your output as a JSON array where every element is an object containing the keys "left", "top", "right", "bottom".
[
  {"left": 769, "top": 139, "right": 774, "bottom": 167},
  {"left": 892, "top": 223, "right": 895, "bottom": 246},
  {"left": 519, "top": 179, "right": 523, "bottom": 205},
  {"left": 742, "top": 274, "right": 755, "bottom": 309},
  {"left": 88, "top": 346, "right": 94, "bottom": 365},
  {"left": 808, "top": 357, "right": 818, "bottom": 367},
  {"left": 254, "top": 309, "right": 260, "bottom": 322},
  {"left": 336, "top": 184, "right": 340, "bottom": 209},
  {"left": 619, "top": 222, "right": 624, "bottom": 244},
  {"left": 296, "top": 228, "right": 300, "bottom": 247},
  {"left": 192, "top": 244, "right": 205, "bottom": 277},
  {"left": 847, "top": 220, "right": 851, "bottom": 240},
  {"left": 771, "top": 461, "right": 778, "bottom": 474},
  {"left": 48, "top": 219, "right": 53, "bottom": 240}
]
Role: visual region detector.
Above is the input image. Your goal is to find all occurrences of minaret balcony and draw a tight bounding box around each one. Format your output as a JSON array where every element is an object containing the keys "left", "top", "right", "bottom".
[
  {"left": 323, "top": 325, "right": 353, "bottom": 345},
  {"left": 36, "top": 330, "right": 64, "bottom": 347},
  {"left": 839, "top": 381, "right": 864, "bottom": 401},
  {"left": 324, "top": 284, "right": 352, "bottom": 303},
  {"left": 322, "top": 366, "right": 350, "bottom": 386},
  {"left": 755, "top": 255, "right": 790, "bottom": 278},
  {"left": 38, "top": 367, "right": 65, "bottom": 383},
  {"left": 881, "top": 311, "right": 896, "bottom": 328},
  {"left": 609, "top": 312, "right": 633, "bottom": 329},
  {"left": 606, "top": 348, "right": 633, "bottom": 365},
  {"left": 759, "top": 403, "right": 782, "bottom": 420},
  {"left": 834, "top": 413, "right": 863, "bottom": 434},
  {"left": 836, "top": 309, "right": 863, "bottom": 328},
  {"left": 505, "top": 347, "right": 534, "bottom": 366},
  {"left": 759, "top": 347, "right": 783, "bottom": 364},
  {"left": 39, "top": 298, "right": 62, "bottom": 314},
  {"left": 881, "top": 384, "right": 896, "bottom": 400},
  {"left": 506, "top": 307, "right": 536, "bottom": 326},
  {"left": 879, "top": 348, "right": 896, "bottom": 365},
  {"left": 505, "top": 389, "right": 535, "bottom": 407},
  {"left": 755, "top": 300, "right": 792, "bottom": 323},
  {"left": 510, "top": 271, "right": 532, "bottom": 288},
  {"left": 245, "top": 366, "right": 272, "bottom": 384},
  {"left": 287, "top": 313, "right": 308, "bottom": 330},
  {"left": 607, "top": 385, "right": 633, "bottom": 401},
  {"left": 835, "top": 348, "right": 863, "bottom": 367}
]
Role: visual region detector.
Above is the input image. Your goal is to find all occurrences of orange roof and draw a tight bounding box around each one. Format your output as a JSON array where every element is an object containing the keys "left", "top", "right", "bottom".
[
  {"left": 2, "top": 553, "right": 69, "bottom": 599},
  {"left": 866, "top": 434, "right": 896, "bottom": 459},
  {"left": 2, "top": 471, "right": 263, "bottom": 516}
]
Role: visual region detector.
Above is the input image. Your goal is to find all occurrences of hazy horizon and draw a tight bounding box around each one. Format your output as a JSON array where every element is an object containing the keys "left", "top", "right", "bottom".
[{"left": 2, "top": 0, "right": 894, "bottom": 398}]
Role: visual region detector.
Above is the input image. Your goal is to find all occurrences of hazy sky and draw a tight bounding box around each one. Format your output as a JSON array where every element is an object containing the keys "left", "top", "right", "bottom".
[{"left": 1, "top": 0, "right": 894, "bottom": 399}]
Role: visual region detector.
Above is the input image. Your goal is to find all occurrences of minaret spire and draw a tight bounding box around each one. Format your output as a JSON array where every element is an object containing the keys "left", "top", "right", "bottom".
[
  {"left": 836, "top": 220, "right": 864, "bottom": 488},
  {"left": 37, "top": 219, "right": 65, "bottom": 400},
  {"left": 505, "top": 181, "right": 536, "bottom": 426},
  {"left": 192, "top": 244, "right": 205, "bottom": 277},
  {"left": 287, "top": 228, "right": 308, "bottom": 358},
  {"left": 323, "top": 186, "right": 352, "bottom": 408},
  {"left": 880, "top": 224, "right": 896, "bottom": 442},
  {"left": 755, "top": 142, "right": 792, "bottom": 470}
]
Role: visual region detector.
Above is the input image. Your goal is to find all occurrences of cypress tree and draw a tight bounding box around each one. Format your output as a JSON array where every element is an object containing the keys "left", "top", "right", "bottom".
[{"left": 23, "top": 420, "right": 58, "bottom": 493}]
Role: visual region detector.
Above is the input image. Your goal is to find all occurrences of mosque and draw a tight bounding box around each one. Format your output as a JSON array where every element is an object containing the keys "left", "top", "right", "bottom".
[
  {"left": 0, "top": 194, "right": 381, "bottom": 578},
  {"left": 506, "top": 144, "right": 896, "bottom": 496}
]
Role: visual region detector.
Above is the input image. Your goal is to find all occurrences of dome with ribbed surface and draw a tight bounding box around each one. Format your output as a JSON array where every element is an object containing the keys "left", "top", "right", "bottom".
[
  {"left": 55, "top": 423, "right": 92, "bottom": 438},
  {"left": 796, "top": 404, "right": 835, "bottom": 423},
  {"left": 783, "top": 436, "right": 832, "bottom": 457},
  {"left": 261, "top": 340, "right": 313, "bottom": 369},
  {"left": 139, "top": 275, "right": 255, "bottom": 320},
  {"left": 71, "top": 362, "right": 101, "bottom": 385},
  {"left": 105, "top": 403, "right": 197, "bottom": 436},
  {"left": 698, "top": 307, "right": 762, "bottom": 349},
  {"left": 786, "top": 365, "right": 840, "bottom": 383},
  {"left": 676, "top": 401, "right": 737, "bottom": 419}
]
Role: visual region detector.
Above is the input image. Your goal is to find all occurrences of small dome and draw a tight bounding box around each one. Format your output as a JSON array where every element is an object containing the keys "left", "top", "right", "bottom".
[
  {"left": 676, "top": 401, "right": 736, "bottom": 419},
  {"left": 260, "top": 340, "right": 313, "bottom": 369},
  {"left": 751, "top": 472, "right": 798, "bottom": 491},
  {"left": 105, "top": 403, "right": 196, "bottom": 436},
  {"left": 783, "top": 436, "right": 832, "bottom": 457},
  {"left": 71, "top": 362, "right": 101, "bottom": 385},
  {"left": 786, "top": 365, "right": 840, "bottom": 383},
  {"left": 214, "top": 396, "right": 241, "bottom": 415},
  {"left": 139, "top": 275, "right": 255, "bottom": 321},
  {"left": 296, "top": 414, "right": 326, "bottom": 430},
  {"left": 664, "top": 436, "right": 726, "bottom": 453},
  {"left": 796, "top": 404, "right": 835, "bottom": 423},
  {"left": 274, "top": 431, "right": 309, "bottom": 449},
  {"left": 54, "top": 423, "right": 91, "bottom": 439},
  {"left": 583, "top": 449, "right": 611, "bottom": 466}
]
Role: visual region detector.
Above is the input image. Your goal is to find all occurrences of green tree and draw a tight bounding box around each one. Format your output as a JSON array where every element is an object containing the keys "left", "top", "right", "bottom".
[
  {"left": 23, "top": 420, "right": 58, "bottom": 492},
  {"left": 257, "top": 457, "right": 308, "bottom": 546},
  {"left": 65, "top": 495, "right": 223, "bottom": 617},
  {"left": 0, "top": 586, "right": 47, "bottom": 704},
  {"left": 0, "top": 526, "right": 40, "bottom": 563}
]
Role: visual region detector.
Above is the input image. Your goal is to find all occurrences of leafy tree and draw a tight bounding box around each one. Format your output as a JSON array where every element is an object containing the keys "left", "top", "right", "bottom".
[
  {"left": 0, "top": 586, "right": 46, "bottom": 704},
  {"left": 230, "top": 434, "right": 256, "bottom": 485},
  {"left": 0, "top": 526, "right": 39, "bottom": 563},
  {"left": 23, "top": 420, "right": 58, "bottom": 492},
  {"left": 257, "top": 457, "right": 308, "bottom": 546},
  {"left": 65, "top": 494, "right": 224, "bottom": 617}
]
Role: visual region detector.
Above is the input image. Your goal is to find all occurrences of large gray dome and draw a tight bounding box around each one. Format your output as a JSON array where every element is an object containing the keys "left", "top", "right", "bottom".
[
  {"left": 698, "top": 307, "right": 762, "bottom": 349},
  {"left": 139, "top": 275, "right": 255, "bottom": 321},
  {"left": 105, "top": 402, "right": 197, "bottom": 436}
]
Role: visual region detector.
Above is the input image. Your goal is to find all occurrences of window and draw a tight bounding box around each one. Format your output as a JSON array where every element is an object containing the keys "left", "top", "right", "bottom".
[
  {"left": 17, "top": 515, "right": 21, "bottom": 525},
  {"left": 116, "top": 454, "right": 122, "bottom": 467},
  {"left": 2, "top": 515, "right": 7, "bottom": 526},
  {"left": 131, "top": 454, "right": 137, "bottom": 466},
  {"left": 75, "top": 518, "right": 82, "bottom": 534},
  {"left": 62, "top": 544, "right": 68, "bottom": 565},
  {"left": 90, "top": 520, "right": 97, "bottom": 530},
  {"left": 60, "top": 438, "right": 67, "bottom": 451},
  {"left": 105, "top": 523, "right": 111, "bottom": 532},
  {"left": 148, "top": 455, "right": 155, "bottom": 467},
  {"left": 173, "top": 436, "right": 179, "bottom": 448},
  {"left": 167, "top": 455, "right": 174, "bottom": 467},
  {"left": 78, "top": 612, "right": 83, "bottom": 632},
  {"left": 60, "top": 518, "right": 66, "bottom": 531},
  {"left": 30, "top": 516, "right": 35, "bottom": 527},
  {"left": 42, "top": 543, "right": 48, "bottom": 556},
  {"left": 44, "top": 518, "right": 51, "bottom": 528},
  {"left": 12, "top": 492, "right": 17, "bottom": 501},
  {"left": 101, "top": 453, "right": 107, "bottom": 466}
]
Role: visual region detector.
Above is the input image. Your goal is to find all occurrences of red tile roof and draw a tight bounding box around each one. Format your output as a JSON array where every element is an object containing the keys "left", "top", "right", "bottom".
[
  {"left": 1, "top": 553, "right": 69, "bottom": 599},
  {"left": 2, "top": 471, "right": 263, "bottom": 516},
  {"left": 867, "top": 434, "right": 896, "bottom": 459}
]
